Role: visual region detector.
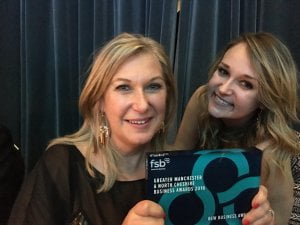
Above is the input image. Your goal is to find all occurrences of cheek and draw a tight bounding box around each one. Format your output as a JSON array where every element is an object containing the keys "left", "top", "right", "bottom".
[
  {"left": 153, "top": 93, "right": 167, "bottom": 115},
  {"left": 238, "top": 93, "right": 259, "bottom": 110},
  {"left": 102, "top": 95, "right": 124, "bottom": 115}
]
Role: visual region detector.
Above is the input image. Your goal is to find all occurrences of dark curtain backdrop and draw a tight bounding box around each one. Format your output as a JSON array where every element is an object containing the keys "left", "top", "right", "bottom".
[{"left": 1, "top": 0, "right": 300, "bottom": 172}]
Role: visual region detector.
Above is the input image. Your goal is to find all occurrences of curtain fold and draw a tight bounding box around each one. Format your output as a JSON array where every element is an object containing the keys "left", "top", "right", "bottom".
[{"left": 259, "top": 0, "right": 300, "bottom": 62}]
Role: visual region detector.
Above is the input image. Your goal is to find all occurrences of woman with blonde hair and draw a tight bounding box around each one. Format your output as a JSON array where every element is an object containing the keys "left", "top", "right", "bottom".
[
  {"left": 175, "top": 32, "right": 300, "bottom": 224},
  {"left": 8, "top": 32, "right": 176, "bottom": 225}
]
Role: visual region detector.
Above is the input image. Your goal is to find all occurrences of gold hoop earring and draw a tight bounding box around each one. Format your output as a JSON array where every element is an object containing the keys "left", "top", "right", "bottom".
[{"left": 99, "top": 112, "right": 109, "bottom": 145}]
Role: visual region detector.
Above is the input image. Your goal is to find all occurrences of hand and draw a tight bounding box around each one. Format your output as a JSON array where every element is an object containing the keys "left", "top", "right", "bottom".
[
  {"left": 242, "top": 185, "right": 275, "bottom": 225},
  {"left": 122, "top": 200, "right": 165, "bottom": 225}
]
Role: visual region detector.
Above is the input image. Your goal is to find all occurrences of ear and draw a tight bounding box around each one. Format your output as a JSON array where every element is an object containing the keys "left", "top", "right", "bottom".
[{"left": 94, "top": 99, "right": 104, "bottom": 113}]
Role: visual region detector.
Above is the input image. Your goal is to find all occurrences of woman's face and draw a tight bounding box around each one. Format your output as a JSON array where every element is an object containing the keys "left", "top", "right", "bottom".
[
  {"left": 101, "top": 52, "right": 167, "bottom": 154},
  {"left": 207, "top": 43, "right": 260, "bottom": 127}
]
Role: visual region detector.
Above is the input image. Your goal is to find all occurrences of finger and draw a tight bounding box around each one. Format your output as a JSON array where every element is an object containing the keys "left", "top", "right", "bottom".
[
  {"left": 132, "top": 200, "right": 165, "bottom": 218},
  {"left": 242, "top": 185, "right": 272, "bottom": 224},
  {"left": 249, "top": 210, "right": 275, "bottom": 225},
  {"left": 122, "top": 212, "right": 165, "bottom": 225},
  {"left": 251, "top": 185, "right": 268, "bottom": 209},
  {"left": 122, "top": 201, "right": 165, "bottom": 225}
]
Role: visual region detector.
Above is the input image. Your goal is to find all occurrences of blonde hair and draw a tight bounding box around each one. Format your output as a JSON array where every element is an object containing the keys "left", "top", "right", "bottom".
[
  {"left": 48, "top": 33, "right": 176, "bottom": 191},
  {"left": 199, "top": 32, "right": 299, "bottom": 170}
]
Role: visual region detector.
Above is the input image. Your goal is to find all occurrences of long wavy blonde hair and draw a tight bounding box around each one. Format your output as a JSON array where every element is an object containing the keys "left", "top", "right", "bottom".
[
  {"left": 48, "top": 33, "right": 176, "bottom": 192},
  {"left": 198, "top": 32, "right": 299, "bottom": 171}
]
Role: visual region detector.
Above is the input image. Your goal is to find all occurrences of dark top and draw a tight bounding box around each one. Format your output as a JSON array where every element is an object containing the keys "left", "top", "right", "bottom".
[
  {"left": 0, "top": 124, "right": 24, "bottom": 225},
  {"left": 8, "top": 144, "right": 146, "bottom": 225}
]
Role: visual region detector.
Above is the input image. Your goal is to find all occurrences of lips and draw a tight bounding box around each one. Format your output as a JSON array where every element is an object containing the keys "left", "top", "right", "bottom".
[
  {"left": 127, "top": 118, "right": 151, "bottom": 125},
  {"left": 213, "top": 93, "right": 233, "bottom": 107}
]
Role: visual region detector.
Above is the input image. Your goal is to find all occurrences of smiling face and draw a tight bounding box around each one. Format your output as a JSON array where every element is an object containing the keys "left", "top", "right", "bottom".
[
  {"left": 207, "top": 43, "right": 260, "bottom": 127},
  {"left": 101, "top": 52, "right": 167, "bottom": 154}
]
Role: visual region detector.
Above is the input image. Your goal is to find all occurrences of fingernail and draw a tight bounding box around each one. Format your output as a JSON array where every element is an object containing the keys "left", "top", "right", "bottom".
[
  {"left": 242, "top": 219, "right": 250, "bottom": 225},
  {"left": 253, "top": 202, "right": 259, "bottom": 209},
  {"left": 163, "top": 212, "right": 166, "bottom": 219}
]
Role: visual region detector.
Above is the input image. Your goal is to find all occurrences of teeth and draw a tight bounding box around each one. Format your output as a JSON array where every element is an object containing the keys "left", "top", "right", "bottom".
[
  {"left": 129, "top": 120, "right": 147, "bottom": 124},
  {"left": 215, "top": 95, "right": 232, "bottom": 106}
]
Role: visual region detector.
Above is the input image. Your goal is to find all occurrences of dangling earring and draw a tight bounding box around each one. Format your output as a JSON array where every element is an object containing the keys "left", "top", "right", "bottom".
[{"left": 99, "top": 112, "right": 109, "bottom": 145}]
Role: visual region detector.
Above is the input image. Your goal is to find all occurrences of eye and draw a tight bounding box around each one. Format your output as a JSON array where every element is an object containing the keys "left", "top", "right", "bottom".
[
  {"left": 240, "top": 81, "right": 253, "bottom": 89},
  {"left": 146, "top": 83, "right": 163, "bottom": 92},
  {"left": 217, "top": 66, "right": 229, "bottom": 76},
  {"left": 115, "top": 84, "right": 131, "bottom": 92}
]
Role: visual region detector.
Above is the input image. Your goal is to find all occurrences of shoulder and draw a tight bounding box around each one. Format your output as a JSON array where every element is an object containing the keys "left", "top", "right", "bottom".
[
  {"left": 187, "top": 85, "right": 207, "bottom": 110},
  {"left": 7, "top": 145, "right": 79, "bottom": 225},
  {"left": 45, "top": 144, "right": 76, "bottom": 158},
  {"left": 37, "top": 144, "right": 81, "bottom": 175},
  {"left": 42, "top": 144, "right": 73, "bottom": 164}
]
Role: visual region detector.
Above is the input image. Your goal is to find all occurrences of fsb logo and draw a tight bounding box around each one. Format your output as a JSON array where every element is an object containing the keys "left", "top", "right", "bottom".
[{"left": 149, "top": 158, "right": 170, "bottom": 170}]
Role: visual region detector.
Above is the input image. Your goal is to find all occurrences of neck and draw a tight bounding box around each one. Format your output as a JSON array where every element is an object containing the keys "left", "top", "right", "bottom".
[
  {"left": 221, "top": 110, "right": 258, "bottom": 127},
  {"left": 117, "top": 151, "right": 146, "bottom": 181},
  {"left": 217, "top": 116, "right": 257, "bottom": 148}
]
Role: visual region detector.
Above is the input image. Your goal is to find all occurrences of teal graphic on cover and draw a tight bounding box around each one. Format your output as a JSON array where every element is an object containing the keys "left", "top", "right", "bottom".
[{"left": 146, "top": 148, "right": 262, "bottom": 225}]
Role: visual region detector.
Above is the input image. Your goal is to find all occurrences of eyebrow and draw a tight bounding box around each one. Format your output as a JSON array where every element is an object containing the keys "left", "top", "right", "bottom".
[
  {"left": 219, "top": 62, "right": 257, "bottom": 80},
  {"left": 111, "top": 76, "right": 165, "bottom": 83}
]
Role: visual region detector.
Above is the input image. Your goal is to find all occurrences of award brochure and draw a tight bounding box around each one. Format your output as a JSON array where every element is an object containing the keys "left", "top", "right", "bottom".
[{"left": 146, "top": 148, "right": 262, "bottom": 225}]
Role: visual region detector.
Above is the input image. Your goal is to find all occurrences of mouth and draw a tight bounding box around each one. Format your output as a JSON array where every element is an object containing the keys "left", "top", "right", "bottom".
[
  {"left": 213, "top": 93, "right": 233, "bottom": 107},
  {"left": 127, "top": 118, "right": 151, "bottom": 125}
]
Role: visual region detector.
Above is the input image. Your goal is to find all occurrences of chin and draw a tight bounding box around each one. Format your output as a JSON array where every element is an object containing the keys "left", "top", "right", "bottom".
[
  {"left": 208, "top": 106, "right": 221, "bottom": 118},
  {"left": 132, "top": 135, "right": 154, "bottom": 145},
  {"left": 209, "top": 109, "right": 232, "bottom": 120}
]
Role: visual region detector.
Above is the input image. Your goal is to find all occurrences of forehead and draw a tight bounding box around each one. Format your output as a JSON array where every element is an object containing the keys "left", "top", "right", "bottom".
[
  {"left": 222, "top": 43, "right": 257, "bottom": 79},
  {"left": 223, "top": 43, "right": 249, "bottom": 61},
  {"left": 112, "top": 52, "right": 163, "bottom": 80}
]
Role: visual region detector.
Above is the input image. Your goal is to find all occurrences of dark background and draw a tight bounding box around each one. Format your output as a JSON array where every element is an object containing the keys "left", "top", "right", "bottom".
[{"left": 1, "top": 0, "right": 299, "bottom": 173}]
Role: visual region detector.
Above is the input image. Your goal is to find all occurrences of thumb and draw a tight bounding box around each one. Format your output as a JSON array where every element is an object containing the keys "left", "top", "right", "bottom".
[{"left": 131, "top": 200, "right": 165, "bottom": 218}]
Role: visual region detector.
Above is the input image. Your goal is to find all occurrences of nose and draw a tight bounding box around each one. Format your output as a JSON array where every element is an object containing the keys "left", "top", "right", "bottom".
[
  {"left": 132, "top": 90, "right": 149, "bottom": 112},
  {"left": 218, "top": 79, "right": 233, "bottom": 95}
]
